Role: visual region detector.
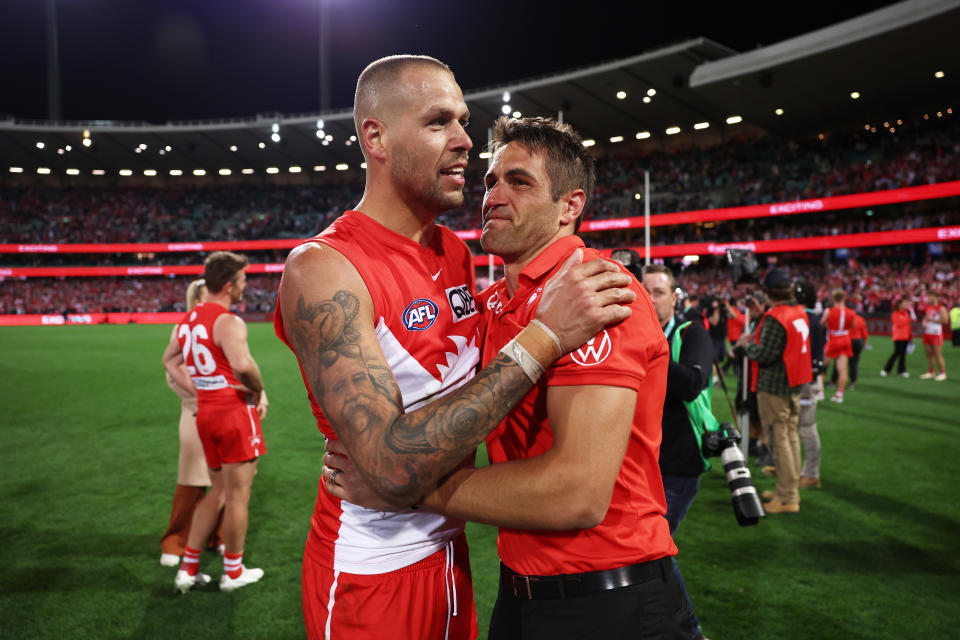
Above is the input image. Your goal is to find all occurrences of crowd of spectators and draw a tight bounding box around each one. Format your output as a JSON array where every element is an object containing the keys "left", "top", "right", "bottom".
[
  {"left": 3, "top": 260, "right": 956, "bottom": 316},
  {"left": 672, "top": 259, "right": 960, "bottom": 314},
  {"left": 0, "top": 182, "right": 362, "bottom": 245},
  {"left": 2, "top": 118, "right": 958, "bottom": 316},
  {"left": 0, "top": 275, "right": 280, "bottom": 315},
  {"left": 2, "top": 121, "right": 957, "bottom": 245}
]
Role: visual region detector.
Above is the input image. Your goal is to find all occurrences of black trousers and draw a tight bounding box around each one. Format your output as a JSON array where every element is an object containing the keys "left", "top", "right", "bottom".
[
  {"left": 884, "top": 340, "right": 909, "bottom": 374},
  {"left": 488, "top": 559, "right": 693, "bottom": 640}
]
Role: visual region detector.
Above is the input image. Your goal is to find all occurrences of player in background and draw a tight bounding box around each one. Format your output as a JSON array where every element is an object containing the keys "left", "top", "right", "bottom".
[
  {"left": 163, "top": 251, "right": 268, "bottom": 594},
  {"left": 920, "top": 291, "right": 948, "bottom": 380},
  {"left": 822, "top": 289, "right": 856, "bottom": 403},
  {"left": 159, "top": 278, "right": 224, "bottom": 567},
  {"left": 274, "top": 56, "right": 634, "bottom": 640}
]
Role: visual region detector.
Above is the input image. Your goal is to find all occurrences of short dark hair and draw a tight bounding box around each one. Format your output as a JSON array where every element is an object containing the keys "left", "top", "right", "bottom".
[
  {"left": 641, "top": 263, "right": 675, "bottom": 289},
  {"left": 489, "top": 116, "right": 596, "bottom": 232},
  {"left": 204, "top": 251, "right": 248, "bottom": 293}
]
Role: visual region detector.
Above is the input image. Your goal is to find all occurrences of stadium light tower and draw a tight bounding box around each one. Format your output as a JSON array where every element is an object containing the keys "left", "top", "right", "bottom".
[
  {"left": 45, "top": 0, "right": 61, "bottom": 121},
  {"left": 319, "top": 0, "right": 332, "bottom": 111}
]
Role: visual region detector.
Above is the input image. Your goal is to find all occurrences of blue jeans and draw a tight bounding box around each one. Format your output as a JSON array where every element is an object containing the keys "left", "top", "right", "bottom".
[{"left": 662, "top": 474, "right": 702, "bottom": 639}]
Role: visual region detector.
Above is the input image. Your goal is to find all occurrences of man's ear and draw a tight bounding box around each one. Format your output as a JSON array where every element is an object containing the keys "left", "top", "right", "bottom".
[
  {"left": 360, "top": 117, "right": 387, "bottom": 162},
  {"left": 559, "top": 189, "right": 586, "bottom": 227}
]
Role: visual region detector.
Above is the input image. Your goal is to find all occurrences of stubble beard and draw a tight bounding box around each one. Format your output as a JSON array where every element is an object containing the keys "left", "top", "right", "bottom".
[{"left": 392, "top": 148, "right": 464, "bottom": 214}]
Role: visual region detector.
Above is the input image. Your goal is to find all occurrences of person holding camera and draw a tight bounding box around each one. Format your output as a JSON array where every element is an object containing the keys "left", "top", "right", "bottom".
[
  {"left": 733, "top": 292, "right": 769, "bottom": 463},
  {"left": 642, "top": 264, "right": 712, "bottom": 640},
  {"left": 736, "top": 268, "right": 812, "bottom": 514}
]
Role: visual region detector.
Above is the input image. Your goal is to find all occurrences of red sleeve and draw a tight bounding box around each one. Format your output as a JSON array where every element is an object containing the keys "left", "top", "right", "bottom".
[{"left": 546, "top": 283, "right": 663, "bottom": 391}]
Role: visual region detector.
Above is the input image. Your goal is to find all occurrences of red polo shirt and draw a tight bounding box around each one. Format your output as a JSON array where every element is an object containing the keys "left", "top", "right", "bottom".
[{"left": 478, "top": 235, "right": 675, "bottom": 576}]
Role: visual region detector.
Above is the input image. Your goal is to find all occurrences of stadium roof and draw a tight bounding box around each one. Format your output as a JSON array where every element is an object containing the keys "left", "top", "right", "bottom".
[{"left": 2, "top": 0, "right": 958, "bottom": 182}]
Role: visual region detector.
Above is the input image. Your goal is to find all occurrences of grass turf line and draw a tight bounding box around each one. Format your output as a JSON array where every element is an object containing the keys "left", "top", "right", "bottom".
[{"left": 0, "top": 325, "right": 957, "bottom": 639}]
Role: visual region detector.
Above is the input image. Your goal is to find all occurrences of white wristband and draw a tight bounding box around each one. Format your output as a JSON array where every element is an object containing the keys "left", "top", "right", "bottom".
[
  {"left": 500, "top": 338, "right": 545, "bottom": 383},
  {"left": 531, "top": 318, "right": 564, "bottom": 357}
]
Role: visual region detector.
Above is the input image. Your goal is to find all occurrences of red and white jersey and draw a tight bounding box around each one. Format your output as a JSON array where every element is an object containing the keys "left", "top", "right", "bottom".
[
  {"left": 923, "top": 304, "right": 945, "bottom": 336},
  {"left": 275, "top": 210, "right": 482, "bottom": 575},
  {"left": 176, "top": 302, "right": 244, "bottom": 408},
  {"left": 826, "top": 305, "right": 856, "bottom": 339},
  {"left": 478, "top": 235, "right": 675, "bottom": 576}
]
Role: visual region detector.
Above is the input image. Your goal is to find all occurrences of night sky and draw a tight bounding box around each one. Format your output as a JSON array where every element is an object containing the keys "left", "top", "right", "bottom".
[{"left": 0, "top": 0, "right": 897, "bottom": 123}]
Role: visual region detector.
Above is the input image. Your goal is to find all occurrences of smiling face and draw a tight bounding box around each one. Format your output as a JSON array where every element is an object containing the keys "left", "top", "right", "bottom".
[
  {"left": 480, "top": 141, "right": 578, "bottom": 267},
  {"left": 378, "top": 65, "right": 472, "bottom": 215}
]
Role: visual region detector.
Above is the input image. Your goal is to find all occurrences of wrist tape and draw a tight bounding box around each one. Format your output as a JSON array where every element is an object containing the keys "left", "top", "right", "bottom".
[{"left": 500, "top": 338, "right": 545, "bottom": 383}]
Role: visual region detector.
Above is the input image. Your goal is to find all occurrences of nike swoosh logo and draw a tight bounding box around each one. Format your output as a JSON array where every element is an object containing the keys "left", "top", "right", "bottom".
[{"left": 431, "top": 269, "right": 443, "bottom": 281}]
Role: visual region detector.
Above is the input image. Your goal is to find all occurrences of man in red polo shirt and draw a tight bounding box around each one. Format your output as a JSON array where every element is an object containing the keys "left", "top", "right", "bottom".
[{"left": 325, "top": 116, "right": 689, "bottom": 639}]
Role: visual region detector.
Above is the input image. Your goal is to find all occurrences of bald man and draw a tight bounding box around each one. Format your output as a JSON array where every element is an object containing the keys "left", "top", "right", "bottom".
[{"left": 275, "top": 55, "right": 635, "bottom": 639}]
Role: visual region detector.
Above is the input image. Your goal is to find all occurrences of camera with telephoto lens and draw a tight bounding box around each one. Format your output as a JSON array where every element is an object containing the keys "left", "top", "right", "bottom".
[
  {"left": 702, "top": 422, "right": 765, "bottom": 526},
  {"left": 610, "top": 248, "right": 644, "bottom": 281},
  {"left": 725, "top": 248, "right": 759, "bottom": 286}
]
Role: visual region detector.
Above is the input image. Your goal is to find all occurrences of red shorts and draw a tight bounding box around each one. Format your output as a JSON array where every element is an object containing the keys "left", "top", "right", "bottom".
[
  {"left": 196, "top": 403, "right": 265, "bottom": 468},
  {"left": 825, "top": 336, "right": 853, "bottom": 359},
  {"left": 302, "top": 533, "right": 477, "bottom": 640},
  {"left": 923, "top": 334, "right": 943, "bottom": 346}
]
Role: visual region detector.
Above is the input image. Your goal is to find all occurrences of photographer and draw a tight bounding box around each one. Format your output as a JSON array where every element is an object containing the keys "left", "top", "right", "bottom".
[
  {"left": 736, "top": 268, "right": 812, "bottom": 514},
  {"left": 642, "top": 264, "right": 712, "bottom": 640},
  {"left": 733, "top": 292, "right": 769, "bottom": 462}
]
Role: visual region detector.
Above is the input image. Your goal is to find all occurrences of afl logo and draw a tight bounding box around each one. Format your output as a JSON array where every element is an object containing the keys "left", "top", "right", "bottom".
[
  {"left": 570, "top": 330, "right": 612, "bottom": 366},
  {"left": 402, "top": 298, "right": 440, "bottom": 331}
]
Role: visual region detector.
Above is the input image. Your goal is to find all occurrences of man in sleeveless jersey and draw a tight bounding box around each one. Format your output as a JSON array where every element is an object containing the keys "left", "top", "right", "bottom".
[
  {"left": 162, "top": 252, "right": 268, "bottom": 594},
  {"left": 920, "top": 292, "right": 948, "bottom": 380},
  {"left": 274, "top": 56, "right": 635, "bottom": 640},
  {"left": 159, "top": 278, "right": 225, "bottom": 567},
  {"left": 822, "top": 289, "right": 856, "bottom": 403},
  {"left": 325, "top": 117, "right": 690, "bottom": 639},
  {"left": 737, "top": 268, "right": 812, "bottom": 514}
]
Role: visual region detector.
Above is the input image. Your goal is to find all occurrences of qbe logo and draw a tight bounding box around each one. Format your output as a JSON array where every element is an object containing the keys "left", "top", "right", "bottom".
[
  {"left": 402, "top": 298, "right": 440, "bottom": 331},
  {"left": 570, "top": 330, "right": 612, "bottom": 366},
  {"left": 446, "top": 285, "right": 477, "bottom": 323}
]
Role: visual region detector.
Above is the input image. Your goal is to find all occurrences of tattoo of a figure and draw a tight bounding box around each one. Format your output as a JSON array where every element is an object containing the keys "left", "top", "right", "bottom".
[{"left": 290, "top": 289, "right": 536, "bottom": 503}]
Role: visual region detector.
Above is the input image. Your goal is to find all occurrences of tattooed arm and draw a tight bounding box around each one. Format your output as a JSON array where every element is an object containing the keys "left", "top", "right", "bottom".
[{"left": 279, "top": 242, "right": 633, "bottom": 507}]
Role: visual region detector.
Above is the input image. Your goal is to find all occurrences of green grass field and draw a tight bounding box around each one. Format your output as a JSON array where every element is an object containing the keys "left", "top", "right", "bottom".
[{"left": 1, "top": 324, "right": 958, "bottom": 639}]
